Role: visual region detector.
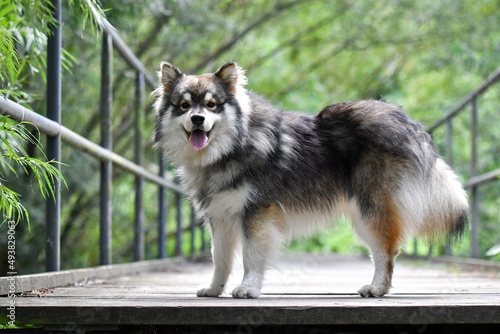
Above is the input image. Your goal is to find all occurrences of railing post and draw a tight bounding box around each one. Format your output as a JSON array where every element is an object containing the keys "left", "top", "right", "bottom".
[
  {"left": 444, "top": 119, "right": 453, "bottom": 256},
  {"left": 99, "top": 32, "right": 113, "bottom": 265},
  {"left": 470, "top": 98, "right": 479, "bottom": 258},
  {"left": 134, "top": 72, "right": 145, "bottom": 261},
  {"left": 190, "top": 207, "right": 196, "bottom": 257},
  {"left": 175, "top": 190, "right": 183, "bottom": 256},
  {"left": 200, "top": 224, "right": 206, "bottom": 252},
  {"left": 46, "top": 0, "right": 62, "bottom": 272},
  {"left": 158, "top": 154, "right": 167, "bottom": 258}
]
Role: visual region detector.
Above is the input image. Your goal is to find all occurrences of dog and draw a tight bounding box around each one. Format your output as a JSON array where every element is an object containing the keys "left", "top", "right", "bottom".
[{"left": 153, "top": 61, "right": 469, "bottom": 298}]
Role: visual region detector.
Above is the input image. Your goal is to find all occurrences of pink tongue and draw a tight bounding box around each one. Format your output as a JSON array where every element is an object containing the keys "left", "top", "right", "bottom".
[{"left": 189, "top": 130, "right": 208, "bottom": 151}]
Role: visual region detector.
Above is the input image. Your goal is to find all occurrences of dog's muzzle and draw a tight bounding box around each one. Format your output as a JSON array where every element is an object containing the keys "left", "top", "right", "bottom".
[{"left": 186, "top": 114, "right": 210, "bottom": 151}]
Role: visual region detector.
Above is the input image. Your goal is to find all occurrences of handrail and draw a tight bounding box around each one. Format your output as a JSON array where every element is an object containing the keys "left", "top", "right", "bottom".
[
  {"left": 427, "top": 67, "right": 500, "bottom": 133},
  {"left": 1, "top": 4, "right": 204, "bottom": 274},
  {"left": 464, "top": 169, "right": 500, "bottom": 189},
  {"left": 101, "top": 20, "right": 157, "bottom": 89},
  {"left": 0, "top": 97, "right": 183, "bottom": 193},
  {"left": 5, "top": 3, "right": 495, "bottom": 272},
  {"left": 425, "top": 68, "right": 500, "bottom": 258}
]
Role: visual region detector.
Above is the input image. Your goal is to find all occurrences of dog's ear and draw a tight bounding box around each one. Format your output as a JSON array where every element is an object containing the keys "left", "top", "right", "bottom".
[
  {"left": 214, "top": 62, "right": 248, "bottom": 94},
  {"left": 159, "top": 62, "right": 183, "bottom": 93}
]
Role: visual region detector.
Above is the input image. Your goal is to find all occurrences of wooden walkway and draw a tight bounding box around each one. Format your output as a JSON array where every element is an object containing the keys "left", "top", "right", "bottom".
[{"left": 1, "top": 254, "right": 500, "bottom": 333}]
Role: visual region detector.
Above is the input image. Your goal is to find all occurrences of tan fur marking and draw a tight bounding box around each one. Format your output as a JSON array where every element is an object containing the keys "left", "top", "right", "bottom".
[
  {"left": 418, "top": 213, "right": 461, "bottom": 243},
  {"left": 266, "top": 205, "right": 287, "bottom": 234},
  {"left": 372, "top": 198, "right": 404, "bottom": 256},
  {"left": 418, "top": 216, "right": 441, "bottom": 239},
  {"left": 368, "top": 198, "right": 403, "bottom": 288},
  {"left": 246, "top": 205, "right": 286, "bottom": 239}
]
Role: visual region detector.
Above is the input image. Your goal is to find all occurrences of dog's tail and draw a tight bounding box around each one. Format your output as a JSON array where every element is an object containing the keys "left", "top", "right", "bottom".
[{"left": 418, "top": 157, "right": 469, "bottom": 240}]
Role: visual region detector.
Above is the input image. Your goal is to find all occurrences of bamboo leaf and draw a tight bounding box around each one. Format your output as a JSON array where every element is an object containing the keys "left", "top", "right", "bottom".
[{"left": 0, "top": 115, "right": 66, "bottom": 224}]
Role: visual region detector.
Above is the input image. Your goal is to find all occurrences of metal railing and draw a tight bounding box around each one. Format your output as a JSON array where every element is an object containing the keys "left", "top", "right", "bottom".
[
  {"left": 0, "top": 1, "right": 205, "bottom": 273},
  {"left": 2, "top": 3, "right": 498, "bottom": 273},
  {"left": 426, "top": 67, "right": 500, "bottom": 258}
]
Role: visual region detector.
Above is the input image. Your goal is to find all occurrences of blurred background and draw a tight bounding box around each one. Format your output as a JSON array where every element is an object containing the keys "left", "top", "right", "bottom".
[{"left": 1, "top": 0, "right": 499, "bottom": 273}]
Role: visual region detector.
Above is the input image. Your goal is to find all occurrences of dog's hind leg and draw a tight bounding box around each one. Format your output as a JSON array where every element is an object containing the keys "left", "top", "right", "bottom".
[
  {"left": 232, "top": 205, "right": 285, "bottom": 299},
  {"left": 197, "top": 219, "right": 239, "bottom": 297},
  {"left": 351, "top": 199, "right": 403, "bottom": 297}
]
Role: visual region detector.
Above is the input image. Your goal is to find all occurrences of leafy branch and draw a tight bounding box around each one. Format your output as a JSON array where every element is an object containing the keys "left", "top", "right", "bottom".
[
  {"left": 0, "top": 116, "right": 66, "bottom": 224},
  {"left": 0, "top": 0, "right": 106, "bottom": 225}
]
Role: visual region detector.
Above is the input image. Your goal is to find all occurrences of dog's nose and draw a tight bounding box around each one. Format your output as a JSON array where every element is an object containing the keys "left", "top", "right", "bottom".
[{"left": 191, "top": 115, "right": 205, "bottom": 126}]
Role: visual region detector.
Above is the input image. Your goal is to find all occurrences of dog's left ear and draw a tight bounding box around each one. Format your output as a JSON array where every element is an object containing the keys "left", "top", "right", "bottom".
[{"left": 214, "top": 62, "right": 248, "bottom": 94}]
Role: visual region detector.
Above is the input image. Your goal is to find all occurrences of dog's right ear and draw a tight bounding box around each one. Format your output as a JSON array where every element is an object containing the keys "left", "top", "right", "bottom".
[{"left": 159, "top": 62, "right": 183, "bottom": 93}]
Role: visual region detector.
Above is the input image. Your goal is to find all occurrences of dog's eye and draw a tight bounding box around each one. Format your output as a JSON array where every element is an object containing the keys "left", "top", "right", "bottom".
[
  {"left": 180, "top": 102, "right": 190, "bottom": 111},
  {"left": 206, "top": 101, "right": 216, "bottom": 110}
]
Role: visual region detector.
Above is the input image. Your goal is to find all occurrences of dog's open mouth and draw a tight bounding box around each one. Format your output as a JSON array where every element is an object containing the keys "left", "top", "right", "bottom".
[{"left": 186, "top": 129, "right": 210, "bottom": 151}]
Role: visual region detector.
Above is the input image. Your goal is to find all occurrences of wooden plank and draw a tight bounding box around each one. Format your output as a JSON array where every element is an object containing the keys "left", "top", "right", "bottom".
[
  {"left": 0, "top": 257, "right": 185, "bottom": 295},
  {"left": 0, "top": 254, "right": 499, "bottom": 327},
  {"left": 5, "top": 295, "right": 500, "bottom": 326}
]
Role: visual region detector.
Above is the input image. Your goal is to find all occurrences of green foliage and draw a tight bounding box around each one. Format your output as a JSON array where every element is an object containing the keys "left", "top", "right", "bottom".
[
  {"left": 70, "top": 0, "right": 108, "bottom": 34},
  {"left": 1, "top": 0, "right": 499, "bottom": 273},
  {"left": 0, "top": 0, "right": 73, "bottom": 228},
  {"left": 486, "top": 244, "right": 500, "bottom": 261},
  {"left": 0, "top": 0, "right": 104, "bottom": 101},
  {"left": 0, "top": 117, "right": 66, "bottom": 224},
  {"left": 287, "top": 218, "right": 368, "bottom": 256},
  {"left": 0, "top": 0, "right": 102, "bottom": 268},
  {"left": 0, "top": 0, "right": 54, "bottom": 100},
  {"left": 0, "top": 322, "right": 41, "bottom": 330}
]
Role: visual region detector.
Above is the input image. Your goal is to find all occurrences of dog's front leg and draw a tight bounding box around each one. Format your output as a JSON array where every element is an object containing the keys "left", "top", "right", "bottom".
[
  {"left": 197, "top": 221, "right": 238, "bottom": 297},
  {"left": 231, "top": 238, "right": 265, "bottom": 299},
  {"left": 232, "top": 209, "right": 284, "bottom": 299}
]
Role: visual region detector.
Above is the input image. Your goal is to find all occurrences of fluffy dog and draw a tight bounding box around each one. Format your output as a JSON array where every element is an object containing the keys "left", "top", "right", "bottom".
[{"left": 153, "top": 62, "right": 469, "bottom": 298}]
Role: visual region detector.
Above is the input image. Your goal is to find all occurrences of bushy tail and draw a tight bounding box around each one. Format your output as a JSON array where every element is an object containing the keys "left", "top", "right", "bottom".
[{"left": 419, "top": 158, "right": 469, "bottom": 240}]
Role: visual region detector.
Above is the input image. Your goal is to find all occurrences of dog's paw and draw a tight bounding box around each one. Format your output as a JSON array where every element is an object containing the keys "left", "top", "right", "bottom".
[
  {"left": 196, "top": 287, "right": 223, "bottom": 297},
  {"left": 358, "top": 284, "right": 389, "bottom": 298},
  {"left": 231, "top": 285, "right": 261, "bottom": 299}
]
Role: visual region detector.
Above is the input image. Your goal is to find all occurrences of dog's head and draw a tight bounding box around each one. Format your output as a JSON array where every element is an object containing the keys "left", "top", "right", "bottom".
[{"left": 153, "top": 62, "right": 250, "bottom": 167}]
